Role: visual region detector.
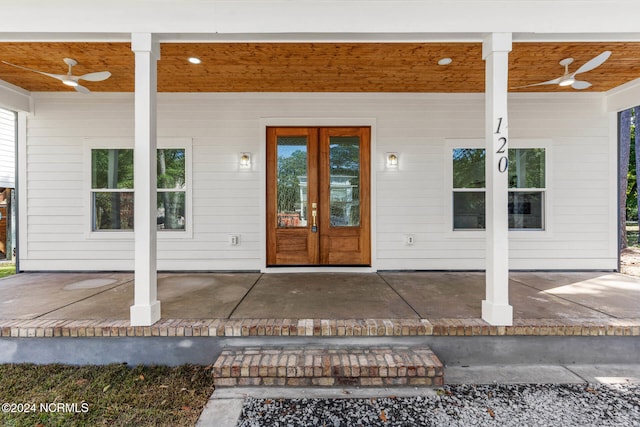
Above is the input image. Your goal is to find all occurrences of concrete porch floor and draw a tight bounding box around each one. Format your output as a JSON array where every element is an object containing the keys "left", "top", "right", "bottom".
[
  {"left": 2, "top": 270, "right": 640, "bottom": 367},
  {"left": 1, "top": 270, "right": 639, "bottom": 323}
]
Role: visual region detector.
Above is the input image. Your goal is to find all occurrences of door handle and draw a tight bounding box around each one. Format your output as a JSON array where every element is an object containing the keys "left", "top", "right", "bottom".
[{"left": 311, "top": 202, "right": 317, "bottom": 232}]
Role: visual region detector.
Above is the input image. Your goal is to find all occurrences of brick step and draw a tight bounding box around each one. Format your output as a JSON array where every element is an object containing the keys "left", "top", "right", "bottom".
[{"left": 212, "top": 345, "right": 444, "bottom": 387}]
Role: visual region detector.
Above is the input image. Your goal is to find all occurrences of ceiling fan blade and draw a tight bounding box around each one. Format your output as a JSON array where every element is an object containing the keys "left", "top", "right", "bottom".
[
  {"left": 1, "top": 60, "right": 66, "bottom": 81},
  {"left": 574, "top": 51, "right": 611, "bottom": 75},
  {"left": 571, "top": 80, "right": 592, "bottom": 90},
  {"left": 78, "top": 71, "right": 111, "bottom": 82},
  {"left": 511, "top": 77, "right": 562, "bottom": 89},
  {"left": 74, "top": 84, "right": 91, "bottom": 94}
]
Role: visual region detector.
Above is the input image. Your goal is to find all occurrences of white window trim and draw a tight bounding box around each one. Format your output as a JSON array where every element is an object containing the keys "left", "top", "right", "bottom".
[
  {"left": 444, "top": 138, "right": 552, "bottom": 240},
  {"left": 84, "top": 137, "right": 193, "bottom": 240}
]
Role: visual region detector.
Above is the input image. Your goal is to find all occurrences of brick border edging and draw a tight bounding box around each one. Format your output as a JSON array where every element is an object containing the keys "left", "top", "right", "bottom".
[{"left": 2, "top": 318, "right": 640, "bottom": 338}]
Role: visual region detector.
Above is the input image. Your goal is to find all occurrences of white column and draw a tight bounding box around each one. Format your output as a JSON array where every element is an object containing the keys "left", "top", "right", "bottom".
[
  {"left": 130, "top": 33, "right": 161, "bottom": 326},
  {"left": 482, "top": 33, "right": 513, "bottom": 326}
]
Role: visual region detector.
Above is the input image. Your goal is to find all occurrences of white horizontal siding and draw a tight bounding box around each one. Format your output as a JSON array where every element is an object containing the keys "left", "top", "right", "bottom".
[
  {"left": 509, "top": 94, "right": 615, "bottom": 269},
  {"left": 0, "top": 108, "right": 16, "bottom": 188},
  {"left": 22, "top": 92, "right": 616, "bottom": 271}
]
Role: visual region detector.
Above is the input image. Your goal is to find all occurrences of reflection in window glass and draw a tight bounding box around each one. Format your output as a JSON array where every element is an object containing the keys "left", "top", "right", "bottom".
[
  {"left": 277, "top": 137, "right": 308, "bottom": 228},
  {"left": 157, "top": 149, "right": 186, "bottom": 231},
  {"left": 330, "top": 136, "right": 360, "bottom": 227},
  {"left": 92, "top": 149, "right": 134, "bottom": 189},
  {"left": 453, "top": 149, "right": 485, "bottom": 188},
  {"left": 453, "top": 192, "right": 485, "bottom": 229},
  {"left": 91, "top": 149, "right": 134, "bottom": 231},
  {"left": 452, "top": 147, "right": 546, "bottom": 230},
  {"left": 92, "top": 192, "right": 134, "bottom": 230},
  {"left": 508, "top": 148, "right": 545, "bottom": 229},
  {"left": 509, "top": 191, "right": 544, "bottom": 229},
  {"left": 509, "top": 148, "right": 545, "bottom": 189},
  {"left": 157, "top": 149, "right": 186, "bottom": 189},
  {"left": 91, "top": 148, "right": 188, "bottom": 232},
  {"left": 157, "top": 192, "right": 186, "bottom": 230}
]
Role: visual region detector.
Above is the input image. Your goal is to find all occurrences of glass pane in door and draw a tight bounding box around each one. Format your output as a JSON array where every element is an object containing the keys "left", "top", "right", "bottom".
[
  {"left": 277, "top": 136, "right": 308, "bottom": 228},
  {"left": 329, "top": 136, "right": 360, "bottom": 227}
]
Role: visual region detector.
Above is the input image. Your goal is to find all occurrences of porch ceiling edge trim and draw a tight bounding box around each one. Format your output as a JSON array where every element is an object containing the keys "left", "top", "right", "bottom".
[
  {"left": 2, "top": 32, "right": 640, "bottom": 44},
  {"left": 605, "top": 77, "right": 640, "bottom": 112},
  {"left": 0, "top": 80, "right": 31, "bottom": 112}
]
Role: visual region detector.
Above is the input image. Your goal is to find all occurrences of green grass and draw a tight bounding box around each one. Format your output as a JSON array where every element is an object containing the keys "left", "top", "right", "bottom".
[
  {"left": 0, "top": 264, "right": 15, "bottom": 278},
  {"left": 0, "top": 364, "right": 215, "bottom": 427}
]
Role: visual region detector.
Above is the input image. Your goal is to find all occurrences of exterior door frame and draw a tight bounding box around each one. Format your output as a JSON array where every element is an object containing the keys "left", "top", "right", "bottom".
[{"left": 259, "top": 118, "right": 377, "bottom": 272}]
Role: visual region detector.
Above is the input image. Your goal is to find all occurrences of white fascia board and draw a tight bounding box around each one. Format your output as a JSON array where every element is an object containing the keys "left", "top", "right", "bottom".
[
  {"left": 3, "top": 31, "right": 640, "bottom": 44},
  {"left": 513, "top": 33, "right": 640, "bottom": 43},
  {"left": 0, "top": 33, "right": 131, "bottom": 42},
  {"left": 3, "top": 1, "right": 640, "bottom": 35},
  {"left": 0, "top": 80, "right": 31, "bottom": 112},
  {"left": 159, "top": 32, "right": 487, "bottom": 43},
  {"left": 605, "top": 78, "right": 640, "bottom": 112}
]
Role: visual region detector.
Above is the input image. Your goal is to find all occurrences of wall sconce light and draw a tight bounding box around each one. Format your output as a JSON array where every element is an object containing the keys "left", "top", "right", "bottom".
[
  {"left": 239, "top": 152, "right": 252, "bottom": 169},
  {"left": 386, "top": 152, "right": 399, "bottom": 169}
]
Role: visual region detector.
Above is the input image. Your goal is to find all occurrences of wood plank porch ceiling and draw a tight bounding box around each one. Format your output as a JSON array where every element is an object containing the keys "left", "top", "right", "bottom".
[{"left": 0, "top": 42, "right": 639, "bottom": 93}]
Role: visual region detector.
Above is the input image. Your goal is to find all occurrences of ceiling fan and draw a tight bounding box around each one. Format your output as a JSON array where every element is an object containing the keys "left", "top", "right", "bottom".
[
  {"left": 1, "top": 57, "right": 111, "bottom": 93},
  {"left": 513, "top": 50, "right": 611, "bottom": 90}
]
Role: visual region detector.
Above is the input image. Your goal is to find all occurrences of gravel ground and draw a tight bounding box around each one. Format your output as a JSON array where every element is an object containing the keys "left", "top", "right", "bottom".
[{"left": 237, "top": 383, "right": 640, "bottom": 426}]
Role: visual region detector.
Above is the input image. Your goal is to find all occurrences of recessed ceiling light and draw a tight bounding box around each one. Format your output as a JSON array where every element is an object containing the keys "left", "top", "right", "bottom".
[
  {"left": 188, "top": 57, "right": 202, "bottom": 64},
  {"left": 438, "top": 58, "right": 453, "bottom": 66}
]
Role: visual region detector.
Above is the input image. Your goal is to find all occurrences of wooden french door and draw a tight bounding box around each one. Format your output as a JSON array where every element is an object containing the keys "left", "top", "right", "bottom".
[{"left": 266, "top": 127, "right": 370, "bottom": 266}]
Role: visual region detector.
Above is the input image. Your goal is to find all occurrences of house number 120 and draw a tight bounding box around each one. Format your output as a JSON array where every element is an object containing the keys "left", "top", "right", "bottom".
[{"left": 495, "top": 117, "right": 508, "bottom": 173}]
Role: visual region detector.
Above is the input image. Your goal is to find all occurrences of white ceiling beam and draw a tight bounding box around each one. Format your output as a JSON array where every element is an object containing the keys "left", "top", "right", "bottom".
[
  {"left": 606, "top": 78, "right": 640, "bottom": 112},
  {"left": 0, "top": 80, "right": 31, "bottom": 112}
]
